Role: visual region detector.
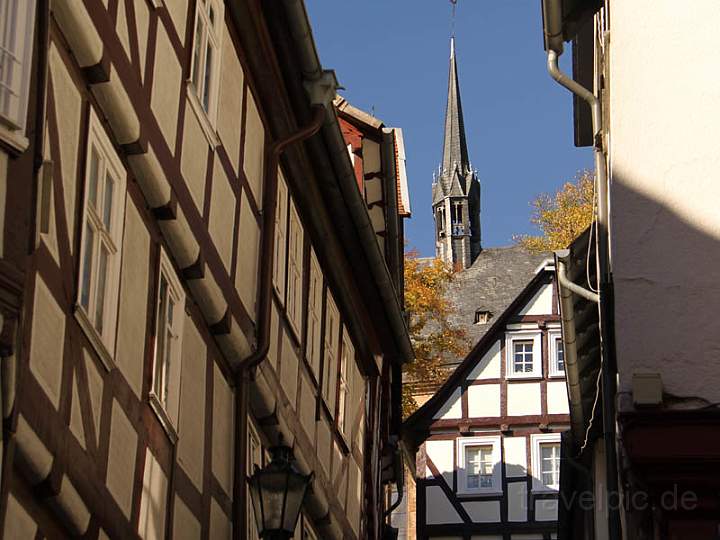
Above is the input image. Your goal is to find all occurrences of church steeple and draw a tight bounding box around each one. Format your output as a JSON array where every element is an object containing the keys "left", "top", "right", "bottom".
[
  {"left": 432, "top": 37, "right": 481, "bottom": 269},
  {"left": 442, "top": 37, "right": 470, "bottom": 175}
]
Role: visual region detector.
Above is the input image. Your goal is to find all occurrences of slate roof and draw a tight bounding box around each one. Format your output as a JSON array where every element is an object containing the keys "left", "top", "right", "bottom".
[{"left": 443, "top": 244, "right": 551, "bottom": 367}]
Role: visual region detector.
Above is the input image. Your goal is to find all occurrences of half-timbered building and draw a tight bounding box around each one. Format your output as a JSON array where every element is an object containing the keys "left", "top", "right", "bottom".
[
  {"left": 0, "top": 1, "right": 412, "bottom": 538},
  {"left": 403, "top": 261, "right": 570, "bottom": 539}
]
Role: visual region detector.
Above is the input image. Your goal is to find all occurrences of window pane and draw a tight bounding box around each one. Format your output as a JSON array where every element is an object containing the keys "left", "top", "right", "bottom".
[
  {"left": 102, "top": 172, "right": 114, "bottom": 230},
  {"left": 155, "top": 276, "right": 169, "bottom": 403},
  {"left": 80, "top": 224, "right": 95, "bottom": 310},
  {"left": 466, "top": 445, "right": 494, "bottom": 489},
  {"left": 88, "top": 147, "right": 100, "bottom": 209},
  {"left": 95, "top": 244, "right": 109, "bottom": 333},
  {"left": 203, "top": 42, "right": 213, "bottom": 111},
  {"left": 540, "top": 443, "right": 560, "bottom": 488},
  {"left": 556, "top": 338, "right": 565, "bottom": 372},
  {"left": 513, "top": 340, "right": 534, "bottom": 373},
  {"left": 191, "top": 18, "right": 204, "bottom": 92}
]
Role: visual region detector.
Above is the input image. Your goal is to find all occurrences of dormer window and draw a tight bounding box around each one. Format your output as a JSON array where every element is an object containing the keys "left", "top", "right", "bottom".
[{"left": 474, "top": 310, "right": 492, "bottom": 325}]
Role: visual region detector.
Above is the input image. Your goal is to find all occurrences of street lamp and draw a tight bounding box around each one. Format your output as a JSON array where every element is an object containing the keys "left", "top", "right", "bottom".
[{"left": 248, "top": 442, "right": 313, "bottom": 539}]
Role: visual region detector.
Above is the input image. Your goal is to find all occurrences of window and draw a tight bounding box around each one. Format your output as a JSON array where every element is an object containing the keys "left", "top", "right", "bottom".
[
  {"left": 189, "top": 0, "right": 223, "bottom": 124},
  {"left": 286, "top": 202, "right": 304, "bottom": 336},
  {"left": 457, "top": 436, "right": 502, "bottom": 495},
  {"left": 436, "top": 206, "right": 445, "bottom": 236},
  {"left": 305, "top": 250, "right": 323, "bottom": 379},
  {"left": 549, "top": 332, "right": 565, "bottom": 376},
  {"left": 247, "top": 420, "right": 263, "bottom": 540},
  {"left": 0, "top": 0, "right": 36, "bottom": 147},
  {"left": 466, "top": 445, "right": 494, "bottom": 489},
  {"left": 513, "top": 341, "right": 534, "bottom": 373},
  {"left": 474, "top": 309, "right": 492, "bottom": 325},
  {"left": 506, "top": 331, "right": 542, "bottom": 379},
  {"left": 337, "top": 330, "right": 354, "bottom": 436},
  {"left": 321, "top": 292, "right": 340, "bottom": 413},
  {"left": 149, "top": 249, "right": 185, "bottom": 433},
  {"left": 272, "top": 173, "right": 288, "bottom": 300},
  {"left": 76, "top": 111, "right": 126, "bottom": 365},
  {"left": 531, "top": 433, "right": 561, "bottom": 492}
]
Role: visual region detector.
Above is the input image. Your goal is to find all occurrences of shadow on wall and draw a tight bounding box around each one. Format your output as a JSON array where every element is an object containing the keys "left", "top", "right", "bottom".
[{"left": 610, "top": 178, "right": 720, "bottom": 406}]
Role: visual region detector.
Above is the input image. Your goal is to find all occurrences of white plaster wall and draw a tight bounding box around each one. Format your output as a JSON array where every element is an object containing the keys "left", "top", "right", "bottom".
[
  {"left": 518, "top": 283, "right": 553, "bottom": 316},
  {"left": 4, "top": 495, "right": 37, "bottom": 538},
  {"left": 28, "top": 276, "right": 65, "bottom": 410},
  {"left": 425, "top": 439, "right": 454, "bottom": 487},
  {"left": 546, "top": 381, "right": 570, "bottom": 415},
  {"left": 180, "top": 100, "right": 209, "bottom": 210},
  {"left": 609, "top": 0, "right": 720, "bottom": 407},
  {"left": 106, "top": 400, "right": 137, "bottom": 519},
  {"left": 433, "top": 387, "right": 462, "bottom": 420},
  {"left": 177, "top": 320, "right": 206, "bottom": 490},
  {"left": 173, "top": 495, "right": 201, "bottom": 540},
  {"left": 504, "top": 436, "right": 527, "bottom": 478},
  {"left": 425, "top": 486, "right": 462, "bottom": 524},
  {"left": 467, "top": 340, "right": 501, "bottom": 380},
  {"left": 467, "top": 384, "right": 500, "bottom": 417},
  {"left": 48, "top": 43, "right": 82, "bottom": 254},
  {"left": 217, "top": 20, "right": 244, "bottom": 174},
  {"left": 534, "top": 499, "right": 558, "bottom": 522},
  {"left": 507, "top": 481, "right": 528, "bottom": 522},
  {"left": 507, "top": 383, "right": 541, "bottom": 416},
  {"left": 150, "top": 24, "right": 181, "bottom": 155},
  {"left": 462, "top": 500, "right": 500, "bottom": 523}
]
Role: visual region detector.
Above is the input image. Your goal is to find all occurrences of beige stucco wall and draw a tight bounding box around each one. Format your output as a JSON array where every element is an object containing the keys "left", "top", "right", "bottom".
[{"left": 608, "top": 0, "right": 720, "bottom": 407}]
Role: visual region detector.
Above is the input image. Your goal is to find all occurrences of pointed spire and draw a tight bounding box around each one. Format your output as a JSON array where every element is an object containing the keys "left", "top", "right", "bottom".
[{"left": 441, "top": 37, "right": 470, "bottom": 175}]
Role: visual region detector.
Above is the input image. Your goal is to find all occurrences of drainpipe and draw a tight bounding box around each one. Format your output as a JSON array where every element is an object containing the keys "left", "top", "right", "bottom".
[
  {"left": 544, "top": 16, "right": 621, "bottom": 539},
  {"left": 232, "top": 105, "right": 326, "bottom": 540},
  {"left": 555, "top": 250, "right": 596, "bottom": 441}
]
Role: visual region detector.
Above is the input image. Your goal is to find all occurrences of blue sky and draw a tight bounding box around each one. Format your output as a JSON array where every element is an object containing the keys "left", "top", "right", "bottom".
[{"left": 305, "top": 0, "right": 592, "bottom": 256}]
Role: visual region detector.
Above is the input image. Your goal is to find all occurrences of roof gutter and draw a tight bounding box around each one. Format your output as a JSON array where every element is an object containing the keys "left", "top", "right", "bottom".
[{"left": 281, "top": 0, "right": 414, "bottom": 365}]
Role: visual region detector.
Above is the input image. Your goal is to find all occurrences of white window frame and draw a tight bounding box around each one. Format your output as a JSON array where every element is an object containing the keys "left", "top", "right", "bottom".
[
  {"left": 549, "top": 331, "right": 565, "bottom": 377},
  {"left": 337, "top": 329, "right": 353, "bottom": 436},
  {"left": 456, "top": 436, "right": 502, "bottom": 496},
  {"left": 0, "top": 0, "right": 36, "bottom": 150},
  {"left": 531, "top": 433, "right": 562, "bottom": 492},
  {"left": 321, "top": 291, "right": 340, "bottom": 414},
  {"left": 149, "top": 248, "right": 186, "bottom": 437},
  {"left": 75, "top": 110, "right": 127, "bottom": 368},
  {"left": 272, "top": 172, "right": 288, "bottom": 301},
  {"left": 305, "top": 249, "right": 323, "bottom": 380},
  {"left": 286, "top": 201, "right": 304, "bottom": 337},
  {"left": 506, "top": 331, "right": 542, "bottom": 379},
  {"left": 188, "top": 0, "right": 224, "bottom": 129}
]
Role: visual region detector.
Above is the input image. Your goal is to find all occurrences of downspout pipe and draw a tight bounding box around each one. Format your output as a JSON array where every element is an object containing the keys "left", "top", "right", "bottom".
[
  {"left": 555, "top": 250, "right": 595, "bottom": 441},
  {"left": 546, "top": 31, "right": 620, "bottom": 540},
  {"left": 232, "top": 105, "right": 326, "bottom": 540}
]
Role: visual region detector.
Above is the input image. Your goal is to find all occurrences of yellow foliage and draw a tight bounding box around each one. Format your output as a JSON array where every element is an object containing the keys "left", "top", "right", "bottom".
[
  {"left": 514, "top": 170, "right": 595, "bottom": 253},
  {"left": 402, "top": 250, "right": 469, "bottom": 417}
]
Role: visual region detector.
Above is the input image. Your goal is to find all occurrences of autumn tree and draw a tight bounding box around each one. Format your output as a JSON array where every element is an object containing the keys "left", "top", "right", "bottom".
[
  {"left": 402, "top": 251, "right": 469, "bottom": 417},
  {"left": 514, "top": 170, "right": 595, "bottom": 253}
]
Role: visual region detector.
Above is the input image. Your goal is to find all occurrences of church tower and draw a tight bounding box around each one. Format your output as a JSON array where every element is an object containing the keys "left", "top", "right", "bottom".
[{"left": 432, "top": 37, "right": 481, "bottom": 269}]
